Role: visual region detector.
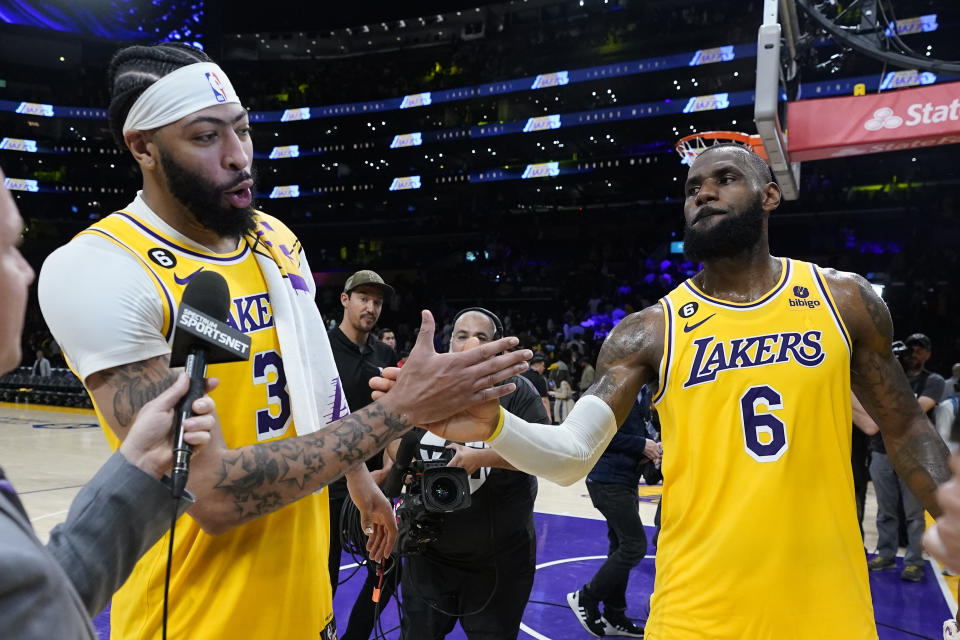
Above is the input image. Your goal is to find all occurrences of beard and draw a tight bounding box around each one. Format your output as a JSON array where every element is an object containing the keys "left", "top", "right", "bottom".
[
  {"left": 158, "top": 148, "right": 257, "bottom": 238},
  {"left": 351, "top": 312, "right": 377, "bottom": 334},
  {"left": 683, "top": 195, "right": 765, "bottom": 263}
]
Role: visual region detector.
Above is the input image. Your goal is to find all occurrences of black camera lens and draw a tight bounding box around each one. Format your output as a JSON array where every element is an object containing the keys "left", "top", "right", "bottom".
[{"left": 429, "top": 477, "right": 458, "bottom": 505}]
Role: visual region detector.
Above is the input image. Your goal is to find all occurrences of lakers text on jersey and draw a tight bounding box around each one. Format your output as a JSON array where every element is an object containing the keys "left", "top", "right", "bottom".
[{"left": 645, "top": 258, "right": 876, "bottom": 640}]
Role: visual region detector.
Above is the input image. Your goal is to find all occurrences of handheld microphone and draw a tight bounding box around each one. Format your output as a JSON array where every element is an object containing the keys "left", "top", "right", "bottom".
[
  {"left": 168, "top": 271, "right": 251, "bottom": 498},
  {"left": 382, "top": 430, "right": 423, "bottom": 498}
]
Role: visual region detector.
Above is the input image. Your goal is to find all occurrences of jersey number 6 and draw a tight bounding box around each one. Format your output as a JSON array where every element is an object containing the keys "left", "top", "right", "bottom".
[{"left": 740, "top": 385, "right": 788, "bottom": 462}]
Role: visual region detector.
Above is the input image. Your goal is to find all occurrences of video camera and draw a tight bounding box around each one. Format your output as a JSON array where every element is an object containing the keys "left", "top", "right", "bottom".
[
  {"left": 383, "top": 431, "right": 472, "bottom": 555},
  {"left": 892, "top": 340, "right": 908, "bottom": 360}
]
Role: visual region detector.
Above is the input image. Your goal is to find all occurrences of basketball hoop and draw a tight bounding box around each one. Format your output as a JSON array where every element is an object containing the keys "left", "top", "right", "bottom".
[{"left": 675, "top": 130, "right": 768, "bottom": 166}]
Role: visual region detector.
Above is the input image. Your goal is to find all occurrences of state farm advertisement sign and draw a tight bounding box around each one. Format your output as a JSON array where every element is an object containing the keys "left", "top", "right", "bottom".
[{"left": 787, "top": 81, "right": 960, "bottom": 161}]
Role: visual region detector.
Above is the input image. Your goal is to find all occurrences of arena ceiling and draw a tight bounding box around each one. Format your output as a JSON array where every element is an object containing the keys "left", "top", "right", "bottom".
[{"left": 220, "top": 0, "right": 509, "bottom": 33}]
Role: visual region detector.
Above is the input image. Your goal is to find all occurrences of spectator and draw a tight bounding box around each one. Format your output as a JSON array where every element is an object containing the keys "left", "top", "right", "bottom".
[
  {"left": 31, "top": 349, "right": 51, "bottom": 377},
  {"left": 579, "top": 357, "right": 596, "bottom": 395},
  {"left": 549, "top": 369, "right": 575, "bottom": 424},
  {"left": 379, "top": 327, "right": 398, "bottom": 351},
  {"left": 521, "top": 352, "right": 552, "bottom": 422}
]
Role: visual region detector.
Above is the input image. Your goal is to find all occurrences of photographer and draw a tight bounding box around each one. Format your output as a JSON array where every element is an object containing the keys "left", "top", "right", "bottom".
[
  {"left": 395, "top": 308, "right": 549, "bottom": 639},
  {"left": 867, "top": 333, "right": 945, "bottom": 582}
]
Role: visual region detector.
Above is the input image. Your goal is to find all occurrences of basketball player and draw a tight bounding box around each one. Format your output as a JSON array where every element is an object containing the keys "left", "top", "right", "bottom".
[
  {"left": 0, "top": 169, "right": 218, "bottom": 637},
  {"left": 37, "top": 44, "right": 530, "bottom": 640},
  {"left": 374, "top": 145, "right": 950, "bottom": 639}
]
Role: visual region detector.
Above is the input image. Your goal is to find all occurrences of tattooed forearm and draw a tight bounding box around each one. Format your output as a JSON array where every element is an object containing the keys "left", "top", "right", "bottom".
[
  {"left": 97, "top": 356, "right": 177, "bottom": 428},
  {"left": 212, "top": 402, "right": 411, "bottom": 522},
  {"left": 886, "top": 423, "right": 951, "bottom": 518}
]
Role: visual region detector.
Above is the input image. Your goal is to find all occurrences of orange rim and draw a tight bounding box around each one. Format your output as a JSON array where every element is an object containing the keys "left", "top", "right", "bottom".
[{"left": 675, "top": 130, "right": 767, "bottom": 164}]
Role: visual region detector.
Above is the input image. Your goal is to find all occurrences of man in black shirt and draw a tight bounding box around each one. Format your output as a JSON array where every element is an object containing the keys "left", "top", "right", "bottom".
[
  {"left": 521, "top": 353, "right": 551, "bottom": 423},
  {"left": 398, "top": 308, "right": 549, "bottom": 640},
  {"left": 328, "top": 270, "right": 400, "bottom": 639}
]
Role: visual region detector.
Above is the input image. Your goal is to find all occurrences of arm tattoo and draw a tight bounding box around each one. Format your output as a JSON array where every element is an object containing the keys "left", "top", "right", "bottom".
[
  {"left": 98, "top": 357, "right": 177, "bottom": 428},
  {"left": 849, "top": 277, "right": 949, "bottom": 516},
  {"left": 212, "top": 402, "right": 411, "bottom": 521},
  {"left": 585, "top": 309, "right": 659, "bottom": 421},
  {"left": 857, "top": 282, "right": 893, "bottom": 341},
  {"left": 887, "top": 429, "right": 950, "bottom": 517},
  {"left": 592, "top": 331, "right": 636, "bottom": 402}
]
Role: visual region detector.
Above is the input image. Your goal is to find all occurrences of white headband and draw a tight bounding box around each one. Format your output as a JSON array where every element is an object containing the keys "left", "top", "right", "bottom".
[{"left": 122, "top": 62, "right": 241, "bottom": 134}]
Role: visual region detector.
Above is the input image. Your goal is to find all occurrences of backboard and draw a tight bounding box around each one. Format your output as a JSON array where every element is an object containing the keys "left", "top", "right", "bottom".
[{"left": 754, "top": 0, "right": 802, "bottom": 200}]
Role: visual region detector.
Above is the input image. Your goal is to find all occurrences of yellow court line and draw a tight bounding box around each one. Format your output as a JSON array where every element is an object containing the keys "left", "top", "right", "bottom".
[
  {"left": 639, "top": 484, "right": 662, "bottom": 504},
  {"left": 928, "top": 512, "right": 960, "bottom": 606},
  {"left": 0, "top": 402, "right": 95, "bottom": 416}
]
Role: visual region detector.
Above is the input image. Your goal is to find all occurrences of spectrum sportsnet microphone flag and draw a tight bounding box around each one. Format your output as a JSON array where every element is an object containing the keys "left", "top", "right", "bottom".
[
  {"left": 787, "top": 81, "right": 960, "bottom": 161},
  {"left": 169, "top": 303, "right": 251, "bottom": 368}
]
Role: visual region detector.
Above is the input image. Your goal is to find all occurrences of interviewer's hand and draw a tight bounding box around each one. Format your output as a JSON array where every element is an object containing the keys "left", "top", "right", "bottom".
[
  {"left": 371, "top": 310, "right": 531, "bottom": 429},
  {"left": 924, "top": 452, "right": 960, "bottom": 573},
  {"left": 118, "top": 373, "right": 220, "bottom": 480}
]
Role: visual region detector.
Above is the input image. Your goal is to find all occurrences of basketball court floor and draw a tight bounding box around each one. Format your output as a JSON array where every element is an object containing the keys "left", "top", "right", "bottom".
[{"left": 3, "top": 402, "right": 955, "bottom": 639}]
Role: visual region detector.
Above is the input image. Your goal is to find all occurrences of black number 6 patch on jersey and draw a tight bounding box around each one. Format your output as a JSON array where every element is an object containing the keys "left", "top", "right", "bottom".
[
  {"left": 148, "top": 248, "right": 177, "bottom": 269},
  {"left": 678, "top": 301, "right": 699, "bottom": 318}
]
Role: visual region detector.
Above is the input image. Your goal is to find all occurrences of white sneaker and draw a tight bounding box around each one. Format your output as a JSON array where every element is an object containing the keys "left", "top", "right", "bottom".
[
  {"left": 602, "top": 613, "right": 645, "bottom": 637},
  {"left": 566, "top": 589, "right": 605, "bottom": 637},
  {"left": 944, "top": 618, "right": 959, "bottom": 640}
]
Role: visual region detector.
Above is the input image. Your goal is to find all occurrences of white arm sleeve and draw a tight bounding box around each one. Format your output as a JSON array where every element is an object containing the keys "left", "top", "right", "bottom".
[
  {"left": 38, "top": 236, "right": 170, "bottom": 382},
  {"left": 489, "top": 394, "right": 618, "bottom": 486}
]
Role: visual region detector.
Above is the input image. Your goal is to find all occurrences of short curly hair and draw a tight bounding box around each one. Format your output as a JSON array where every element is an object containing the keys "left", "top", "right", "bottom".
[{"left": 696, "top": 143, "right": 778, "bottom": 185}]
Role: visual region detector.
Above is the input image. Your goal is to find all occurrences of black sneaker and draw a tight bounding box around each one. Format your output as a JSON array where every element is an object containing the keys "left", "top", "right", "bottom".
[
  {"left": 901, "top": 564, "right": 925, "bottom": 582},
  {"left": 866, "top": 556, "right": 896, "bottom": 571},
  {"left": 602, "top": 611, "right": 645, "bottom": 637},
  {"left": 567, "top": 588, "right": 605, "bottom": 637}
]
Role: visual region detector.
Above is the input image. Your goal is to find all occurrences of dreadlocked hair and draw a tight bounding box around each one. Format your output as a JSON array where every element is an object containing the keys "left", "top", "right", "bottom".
[{"left": 107, "top": 43, "right": 213, "bottom": 148}]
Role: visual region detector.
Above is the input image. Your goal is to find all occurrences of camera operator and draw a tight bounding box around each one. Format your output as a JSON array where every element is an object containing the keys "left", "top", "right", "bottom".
[
  {"left": 867, "top": 333, "right": 945, "bottom": 582},
  {"left": 395, "top": 308, "right": 549, "bottom": 639}
]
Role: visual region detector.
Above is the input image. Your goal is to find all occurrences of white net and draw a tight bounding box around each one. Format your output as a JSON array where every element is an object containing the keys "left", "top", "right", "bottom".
[{"left": 675, "top": 132, "right": 762, "bottom": 165}]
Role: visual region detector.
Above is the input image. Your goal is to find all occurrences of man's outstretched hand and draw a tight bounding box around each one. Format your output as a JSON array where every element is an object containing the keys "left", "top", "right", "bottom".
[{"left": 371, "top": 311, "right": 529, "bottom": 441}]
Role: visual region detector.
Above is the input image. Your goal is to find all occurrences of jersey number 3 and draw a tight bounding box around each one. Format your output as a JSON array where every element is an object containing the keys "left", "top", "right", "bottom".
[
  {"left": 253, "top": 350, "right": 291, "bottom": 440},
  {"left": 740, "top": 385, "right": 788, "bottom": 462}
]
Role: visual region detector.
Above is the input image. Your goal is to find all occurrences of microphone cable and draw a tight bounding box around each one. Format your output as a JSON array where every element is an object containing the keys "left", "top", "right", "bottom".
[
  {"left": 339, "top": 494, "right": 400, "bottom": 638},
  {"left": 162, "top": 494, "right": 183, "bottom": 640}
]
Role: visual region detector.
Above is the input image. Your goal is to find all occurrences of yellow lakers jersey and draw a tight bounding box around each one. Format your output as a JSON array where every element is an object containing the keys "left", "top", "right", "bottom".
[
  {"left": 77, "top": 211, "right": 335, "bottom": 640},
  {"left": 647, "top": 258, "right": 875, "bottom": 640}
]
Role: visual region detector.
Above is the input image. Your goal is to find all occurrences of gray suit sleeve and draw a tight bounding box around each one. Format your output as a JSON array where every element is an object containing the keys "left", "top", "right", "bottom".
[{"left": 46, "top": 451, "right": 189, "bottom": 616}]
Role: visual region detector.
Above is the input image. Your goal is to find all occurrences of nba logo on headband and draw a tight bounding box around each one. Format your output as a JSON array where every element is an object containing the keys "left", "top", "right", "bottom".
[
  {"left": 206, "top": 71, "right": 228, "bottom": 103},
  {"left": 122, "top": 63, "right": 241, "bottom": 134}
]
